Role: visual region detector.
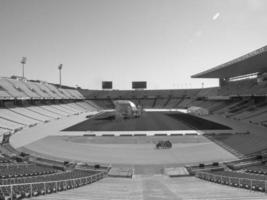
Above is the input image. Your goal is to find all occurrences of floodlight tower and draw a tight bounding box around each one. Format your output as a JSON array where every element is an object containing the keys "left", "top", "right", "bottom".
[
  {"left": 21, "top": 57, "right": 27, "bottom": 78},
  {"left": 58, "top": 64, "right": 63, "bottom": 87}
]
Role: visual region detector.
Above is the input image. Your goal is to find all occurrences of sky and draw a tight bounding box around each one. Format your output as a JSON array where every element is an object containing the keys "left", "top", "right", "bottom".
[{"left": 0, "top": 0, "right": 267, "bottom": 90}]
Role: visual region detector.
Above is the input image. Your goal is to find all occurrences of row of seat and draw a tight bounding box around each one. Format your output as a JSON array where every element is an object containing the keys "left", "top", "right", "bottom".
[
  {"left": 0, "top": 156, "right": 11, "bottom": 164},
  {"left": 183, "top": 97, "right": 267, "bottom": 129},
  {"left": 197, "top": 170, "right": 267, "bottom": 192},
  {"left": 0, "top": 170, "right": 106, "bottom": 200},
  {"left": 0, "top": 144, "right": 109, "bottom": 200},
  {"left": 246, "top": 165, "right": 267, "bottom": 175},
  {"left": 0, "top": 169, "right": 98, "bottom": 185},
  {"left": 0, "top": 77, "right": 84, "bottom": 100},
  {"left": 219, "top": 79, "right": 267, "bottom": 97},
  {"left": 0, "top": 164, "right": 57, "bottom": 179},
  {"left": 0, "top": 101, "right": 98, "bottom": 131}
]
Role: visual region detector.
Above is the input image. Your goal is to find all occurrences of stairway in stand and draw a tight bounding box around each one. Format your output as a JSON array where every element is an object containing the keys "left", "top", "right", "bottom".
[{"left": 30, "top": 175, "right": 267, "bottom": 200}]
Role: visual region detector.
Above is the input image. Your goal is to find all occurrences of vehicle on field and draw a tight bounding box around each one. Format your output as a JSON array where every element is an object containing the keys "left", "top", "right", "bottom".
[{"left": 155, "top": 140, "right": 172, "bottom": 149}]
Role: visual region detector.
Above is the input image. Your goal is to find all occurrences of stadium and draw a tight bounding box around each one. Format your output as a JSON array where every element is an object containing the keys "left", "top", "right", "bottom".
[
  {"left": 0, "top": 46, "right": 267, "bottom": 199},
  {"left": 1, "top": 1, "right": 267, "bottom": 199}
]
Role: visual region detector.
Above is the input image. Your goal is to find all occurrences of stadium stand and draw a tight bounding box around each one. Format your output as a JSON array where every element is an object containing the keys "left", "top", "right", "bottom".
[
  {"left": 55, "top": 104, "right": 80, "bottom": 115},
  {"left": 7, "top": 107, "right": 51, "bottom": 123},
  {"left": 0, "top": 109, "right": 38, "bottom": 127},
  {"left": 0, "top": 118, "right": 23, "bottom": 131},
  {"left": 245, "top": 165, "right": 267, "bottom": 175},
  {"left": 0, "top": 163, "right": 57, "bottom": 179},
  {"left": 67, "top": 103, "right": 87, "bottom": 112},
  {"left": 153, "top": 97, "right": 166, "bottom": 108},
  {"left": 42, "top": 83, "right": 66, "bottom": 99},
  {"left": 48, "top": 105, "right": 73, "bottom": 115},
  {"left": 0, "top": 78, "right": 28, "bottom": 99},
  {"left": 6, "top": 79, "right": 40, "bottom": 99},
  {"left": 0, "top": 77, "right": 99, "bottom": 140},
  {"left": 68, "top": 89, "right": 84, "bottom": 99},
  {"left": 28, "top": 176, "right": 267, "bottom": 200},
  {"left": 164, "top": 97, "right": 180, "bottom": 108},
  {"left": 0, "top": 77, "right": 89, "bottom": 101},
  {"left": 38, "top": 83, "right": 60, "bottom": 99},
  {"left": 0, "top": 168, "right": 107, "bottom": 200},
  {"left": 75, "top": 101, "right": 95, "bottom": 111},
  {"left": 25, "top": 81, "right": 51, "bottom": 99},
  {"left": 0, "top": 76, "right": 111, "bottom": 199},
  {"left": 26, "top": 106, "right": 61, "bottom": 119},
  {"left": 197, "top": 170, "right": 267, "bottom": 192},
  {"left": 39, "top": 105, "right": 68, "bottom": 117},
  {"left": 0, "top": 133, "right": 109, "bottom": 200},
  {"left": 0, "top": 86, "right": 13, "bottom": 100}
]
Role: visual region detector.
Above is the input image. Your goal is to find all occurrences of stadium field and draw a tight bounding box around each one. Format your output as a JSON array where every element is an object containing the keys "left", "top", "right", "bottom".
[
  {"left": 63, "top": 111, "right": 231, "bottom": 131},
  {"left": 22, "top": 135, "right": 237, "bottom": 174}
]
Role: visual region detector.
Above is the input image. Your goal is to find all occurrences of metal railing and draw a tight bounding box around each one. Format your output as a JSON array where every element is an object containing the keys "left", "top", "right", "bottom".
[
  {"left": 196, "top": 171, "right": 267, "bottom": 193},
  {"left": 0, "top": 171, "right": 107, "bottom": 200}
]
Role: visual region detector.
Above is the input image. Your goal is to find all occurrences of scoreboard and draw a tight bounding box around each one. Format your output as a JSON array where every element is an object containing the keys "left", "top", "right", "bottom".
[
  {"left": 102, "top": 81, "right": 113, "bottom": 89},
  {"left": 132, "top": 81, "right": 147, "bottom": 89}
]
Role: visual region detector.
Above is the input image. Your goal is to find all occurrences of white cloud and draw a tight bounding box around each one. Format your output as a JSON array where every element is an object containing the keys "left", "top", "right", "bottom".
[{"left": 212, "top": 12, "right": 220, "bottom": 20}]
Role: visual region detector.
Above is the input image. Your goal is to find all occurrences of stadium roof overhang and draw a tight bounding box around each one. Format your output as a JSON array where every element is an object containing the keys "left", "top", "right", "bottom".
[{"left": 191, "top": 46, "right": 267, "bottom": 79}]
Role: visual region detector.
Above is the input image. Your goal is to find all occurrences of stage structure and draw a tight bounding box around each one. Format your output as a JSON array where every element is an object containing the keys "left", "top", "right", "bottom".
[{"left": 113, "top": 100, "right": 142, "bottom": 119}]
